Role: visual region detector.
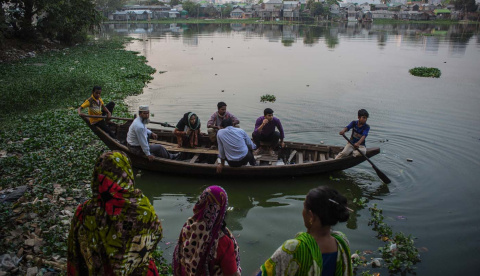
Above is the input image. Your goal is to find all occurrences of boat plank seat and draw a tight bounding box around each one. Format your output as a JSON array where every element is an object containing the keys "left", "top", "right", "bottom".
[
  {"left": 255, "top": 154, "right": 278, "bottom": 165},
  {"left": 190, "top": 154, "right": 200, "bottom": 163},
  {"left": 258, "top": 141, "right": 275, "bottom": 152},
  {"left": 284, "top": 142, "right": 330, "bottom": 153},
  {"left": 149, "top": 140, "right": 218, "bottom": 154},
  {"left": 255, "top": 155, "right": 278, "bottom": 161}
]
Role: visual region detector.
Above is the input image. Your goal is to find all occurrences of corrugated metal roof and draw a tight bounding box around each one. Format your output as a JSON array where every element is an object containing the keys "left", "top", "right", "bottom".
[
  {"left": 266, "top": 0, "right": 283, "bottom": 4},
  {"left": 126, "top": 10, "right": 152, "bottom": 14}
]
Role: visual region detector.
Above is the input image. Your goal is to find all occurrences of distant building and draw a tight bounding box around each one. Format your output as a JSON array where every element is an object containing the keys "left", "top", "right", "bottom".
[
  {"left": 359, "top": 3, "right": 371, "bottom": 11},
  {"left": 371, "top": 10, "right": 395, "bottom": 19},
  {"left": 374, "top": 4, "right": 389, "bottom": 11},
  {"left": 230, "top": 8, "right": 245, "bottom": 18},
  {"left": 111, "top": 10, "right": 153, "bottom": 21}
]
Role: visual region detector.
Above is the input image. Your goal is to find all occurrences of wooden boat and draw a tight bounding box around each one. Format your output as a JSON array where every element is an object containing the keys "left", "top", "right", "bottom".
[{"left": 82, "top": 117, "right": 380, "bottom": 177}]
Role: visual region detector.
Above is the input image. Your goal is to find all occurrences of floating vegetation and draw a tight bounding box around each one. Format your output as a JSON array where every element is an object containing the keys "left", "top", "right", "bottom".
[
  {"left": 0, "top": 37, "right": 169, "bottom": 273},
  {"left": 0, "top": 37, "right": 155, "bottom": 118},
  {"left": 409, "top": 67, "right": 441, "bottom": 78},
  {"left": 353, "top": 202, "right": 421, "bottom": 275},
  {"left": 260, "top": 94, "right": 276, "bottom": 103}
]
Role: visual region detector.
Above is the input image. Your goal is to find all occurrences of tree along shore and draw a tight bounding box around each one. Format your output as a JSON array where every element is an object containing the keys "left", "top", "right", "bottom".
[{"left": 0, "top": 37, "right": 171, "bottom": 275}]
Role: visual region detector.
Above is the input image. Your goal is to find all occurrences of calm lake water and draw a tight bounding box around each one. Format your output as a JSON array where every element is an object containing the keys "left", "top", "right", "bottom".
[{"left": 103, "top": 22, "right": 480, "bottom": 275}]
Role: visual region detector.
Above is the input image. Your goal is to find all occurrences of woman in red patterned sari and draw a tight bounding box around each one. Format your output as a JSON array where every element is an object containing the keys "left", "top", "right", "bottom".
[{"left": 173, "top": 186, "right": 241, "bottom": 276}]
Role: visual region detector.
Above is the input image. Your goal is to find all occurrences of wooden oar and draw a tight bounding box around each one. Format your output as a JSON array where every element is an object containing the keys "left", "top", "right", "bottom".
[
  {"left": 342, "top": 134, "right": 391, "bottom": 184},
  {"left": 82, "top": 115, "right": 176, "bottom": 128}
]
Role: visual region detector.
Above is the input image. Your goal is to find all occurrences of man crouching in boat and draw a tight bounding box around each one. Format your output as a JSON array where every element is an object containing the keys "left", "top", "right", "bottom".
[
  {"left": 127, "top": 105, "right": 179, "bottom": 162},
  {"left": 216, "top": 118, "right": 257, "bottom": 174}
]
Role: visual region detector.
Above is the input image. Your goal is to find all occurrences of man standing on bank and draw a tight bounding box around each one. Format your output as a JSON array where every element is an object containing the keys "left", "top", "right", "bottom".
[
  {"left": 252, "top": 108, "right": 285, "bottom": 155},
  {"left": 216, "top": 118, "right": 257, "bottom": 174},
  {"left": 127, "top": 105, "right": 178, "bottom": 161},
  {"left": 207, "top": 101, "right": 240, "bottom": 149}
]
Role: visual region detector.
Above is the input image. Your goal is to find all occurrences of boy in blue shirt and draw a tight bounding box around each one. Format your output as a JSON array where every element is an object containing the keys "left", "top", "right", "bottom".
[{"left": 335, "top": 109, "right": 370, "bottom": 159}]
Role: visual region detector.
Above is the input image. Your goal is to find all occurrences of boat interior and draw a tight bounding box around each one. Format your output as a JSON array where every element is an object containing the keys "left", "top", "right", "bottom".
[{"left": 109, "top": 120, "right": 341, "bottom": 167}]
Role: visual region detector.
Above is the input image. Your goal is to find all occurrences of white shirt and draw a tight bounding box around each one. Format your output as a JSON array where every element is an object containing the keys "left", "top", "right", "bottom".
[{"left": 127, "top": 117, "right": 152, "bottom": 156}]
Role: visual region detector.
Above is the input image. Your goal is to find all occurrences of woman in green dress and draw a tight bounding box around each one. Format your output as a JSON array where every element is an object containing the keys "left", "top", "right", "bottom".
[
  {"left": 67, "top": 151, "right": 163, "bottom": 275},
  {"left": 258, "top": 186, "right": 353, "bottom": 276}
]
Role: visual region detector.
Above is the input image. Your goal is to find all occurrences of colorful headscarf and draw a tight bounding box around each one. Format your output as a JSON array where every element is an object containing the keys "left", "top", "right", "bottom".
[
  {"left": 183, "top": 112, "right": 201, "bottom": 130},
  {"left": 259, "top": 231, "right": 352, "bottom": 276},
  {"left": 67, "top": 151, "right": 162, "bottom": 276},
  {"left": 173, "top": 186, "right": 241, "bottom": 276}
]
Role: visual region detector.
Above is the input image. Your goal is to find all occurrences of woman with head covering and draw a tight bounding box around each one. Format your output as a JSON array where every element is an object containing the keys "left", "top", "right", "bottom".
[
  {"left": 67, "top": 151, "right": 163, "bottom": 276},
  {"left": 258, "top": 186, "right": 353, "bottom": 276},
  {"left": 173, "top": 186, "right": 241, "bottom": 276},
  {"left": 174, "top": 112, "right": 201, "bottom": 148}
]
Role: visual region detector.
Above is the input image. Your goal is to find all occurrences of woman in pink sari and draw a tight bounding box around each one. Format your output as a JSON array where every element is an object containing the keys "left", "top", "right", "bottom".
[{"left": 172, "top": 186, "right": 241, "bottom": 276}]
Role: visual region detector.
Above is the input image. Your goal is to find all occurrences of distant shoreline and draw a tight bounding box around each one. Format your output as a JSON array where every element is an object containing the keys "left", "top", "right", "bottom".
[{"left": 104, "top": 18, "right": 479, "bottom": 25}]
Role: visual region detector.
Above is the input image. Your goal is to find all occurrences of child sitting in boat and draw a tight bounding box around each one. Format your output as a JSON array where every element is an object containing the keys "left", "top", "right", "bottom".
[{"left": 335, "top": 109, "right": 370, "bottom": 159}]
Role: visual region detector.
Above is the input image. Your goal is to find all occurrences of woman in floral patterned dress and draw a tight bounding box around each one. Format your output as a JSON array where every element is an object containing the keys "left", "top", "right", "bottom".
[
  {"left": 67, "top": 151, "right": 163, "bottom": 275},
  {"left": 258, "top": 186, "right": 353, "bottom": 276}
]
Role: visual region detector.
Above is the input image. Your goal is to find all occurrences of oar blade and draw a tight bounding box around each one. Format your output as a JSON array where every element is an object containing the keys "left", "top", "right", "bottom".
[{"left": 373, "top": 166, "right": 391, "bottom": 184}]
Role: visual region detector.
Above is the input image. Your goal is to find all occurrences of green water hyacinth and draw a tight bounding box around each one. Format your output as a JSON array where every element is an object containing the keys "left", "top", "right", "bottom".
[
  {"left": 260, "top": 94, "right": 276, "bottom": 103},
  {"left": 409, "top": 67, "right": 441, "bottom": 78},
  {"left": 0, "top": 37, "right": 167, "bottom": 270}
]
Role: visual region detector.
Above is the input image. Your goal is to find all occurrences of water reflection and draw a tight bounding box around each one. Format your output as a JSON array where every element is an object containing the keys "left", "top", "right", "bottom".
[{"left": 104, "top": 22, "right": 479, "bottom": 54}]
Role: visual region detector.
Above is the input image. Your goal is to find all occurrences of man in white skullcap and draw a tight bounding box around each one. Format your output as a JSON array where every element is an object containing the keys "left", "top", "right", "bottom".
[{"left": 127, "top": 105, "right": 179, "bottom": 161}]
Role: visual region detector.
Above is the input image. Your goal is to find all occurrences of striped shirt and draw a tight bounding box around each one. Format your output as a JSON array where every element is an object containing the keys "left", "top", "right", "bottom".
[
  {"left": 80, "top": 96, "right": 105, "bottom": 124},
  {"left": 217, "top": 126, "right": 256, "bottom": 161}
]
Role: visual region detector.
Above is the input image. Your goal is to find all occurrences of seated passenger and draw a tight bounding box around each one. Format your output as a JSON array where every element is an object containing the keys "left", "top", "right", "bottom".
[
  {"left": 127, "top": 105, "right": 178, "bottom": 161},
  {"left": 216, "top": 118, "right": 256, "bottom": 174},
  {"left": 67, "top": 151, "right": 163, "bottom": 275},
  {"left": 174, "top": 112, "right": 201, "bottom": 148},
  {"left": 207, "top": 102, "right": 240, "bottom": 149},
  {"left": 258, "top": 186, "right": 353, "bottom": 276},
  {"left": 173, "top": 186, "right": 241, "bottom": 276},
  {"left": 252, "top": 108, "right": 285, "bottom": 155}
]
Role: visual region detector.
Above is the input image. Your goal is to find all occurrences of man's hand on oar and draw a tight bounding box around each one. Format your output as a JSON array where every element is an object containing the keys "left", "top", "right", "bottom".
[{"left": 342, "top": 134, "right": 391, "bottom": 184}]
